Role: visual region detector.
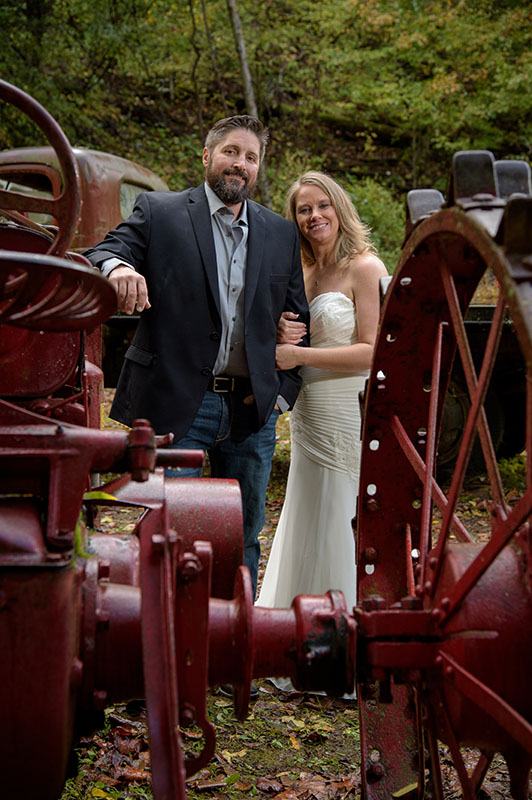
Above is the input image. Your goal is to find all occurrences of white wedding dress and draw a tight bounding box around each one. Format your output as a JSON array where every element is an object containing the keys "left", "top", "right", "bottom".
[{"left": 258, "top": 292, "right": 367, "bottom": 695}]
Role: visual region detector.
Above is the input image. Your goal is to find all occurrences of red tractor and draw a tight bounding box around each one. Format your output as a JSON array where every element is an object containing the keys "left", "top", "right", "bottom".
[{"left": 1, "top": 79, "right": 531, "bottom": 799}]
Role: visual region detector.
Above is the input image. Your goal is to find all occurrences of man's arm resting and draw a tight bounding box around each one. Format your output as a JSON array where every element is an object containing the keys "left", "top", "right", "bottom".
[{"left": 100, "top": 259, "right": 150, "bottom": 315}]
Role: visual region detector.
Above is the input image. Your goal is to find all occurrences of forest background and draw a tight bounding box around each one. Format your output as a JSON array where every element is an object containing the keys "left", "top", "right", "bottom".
[{"left": 1, "top": 0, "right": 532, "bottom": 272}]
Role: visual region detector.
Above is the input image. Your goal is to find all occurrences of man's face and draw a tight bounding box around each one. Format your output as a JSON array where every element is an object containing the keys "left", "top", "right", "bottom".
[{"left": 203, "top": 129, "right": 261, "bottom": 206}]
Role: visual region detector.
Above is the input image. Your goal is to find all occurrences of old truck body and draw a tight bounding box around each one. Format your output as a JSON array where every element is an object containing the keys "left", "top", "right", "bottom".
[{"left": 0, "top": 145, "right": 169, "bottom": 249}]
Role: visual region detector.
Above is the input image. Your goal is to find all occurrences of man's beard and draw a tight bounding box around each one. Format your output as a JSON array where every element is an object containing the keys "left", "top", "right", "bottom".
[{"left": 206, "top": 166, "right": 255, "bottom": 205}]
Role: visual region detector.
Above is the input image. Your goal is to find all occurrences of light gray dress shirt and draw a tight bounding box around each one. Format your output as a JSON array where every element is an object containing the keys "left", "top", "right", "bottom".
[{"left": 204, "top": 182, "right": 249, "bottom": 377}]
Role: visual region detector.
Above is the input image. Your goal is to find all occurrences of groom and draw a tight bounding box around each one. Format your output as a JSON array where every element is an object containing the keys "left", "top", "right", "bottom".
[{"left": 84, "top": 114, "right": 309, "bottom": 598}]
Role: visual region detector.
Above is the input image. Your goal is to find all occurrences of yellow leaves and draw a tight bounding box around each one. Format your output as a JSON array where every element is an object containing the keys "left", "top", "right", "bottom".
[
  {"left": 310, "top": 717, "right": 336, "bottom": 733},
  {"left": 91, "top": 790, "right": 112, "bottom": 799},
  {"left": 289, "top": 734, "right": 301, "bottom": 750},
  {"left": 214, "top": 697, "right": 233, "bottom": 708},
  {"left": 221, "top": 747, "right": 247, "bottom": 764},
  {"left": 281, "top": 715, "right": 305, "bottom": 729},
  {"left": 281, "top": 715, "right": 304, "bottom": 748}
]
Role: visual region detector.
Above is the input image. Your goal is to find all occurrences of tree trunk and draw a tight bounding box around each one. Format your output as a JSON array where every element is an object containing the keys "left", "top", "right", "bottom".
[{"left": 226, "top": 0, "right": 272, "bottom": 208}]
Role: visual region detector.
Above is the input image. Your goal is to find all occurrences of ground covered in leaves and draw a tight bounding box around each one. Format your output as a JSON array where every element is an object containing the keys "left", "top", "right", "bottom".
[{"left": 60, "top": 396, "right": 529, "bottom": 799}]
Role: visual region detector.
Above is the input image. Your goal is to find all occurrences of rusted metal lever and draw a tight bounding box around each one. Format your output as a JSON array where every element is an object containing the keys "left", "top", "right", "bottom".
[{"left": 129, "top": 419, "right": 205, "bottom": 480}]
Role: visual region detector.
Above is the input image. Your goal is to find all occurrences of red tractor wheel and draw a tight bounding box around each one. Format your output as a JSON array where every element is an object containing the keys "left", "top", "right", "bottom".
[
  {"left": 0, "top": 81, "right": 116, "bottom": 332},
  {"left": 357, "top": 152, "right": 532, "bottom": 798},
  {"left": 0, "top": 79, "right": 80, "bottom": 257}
]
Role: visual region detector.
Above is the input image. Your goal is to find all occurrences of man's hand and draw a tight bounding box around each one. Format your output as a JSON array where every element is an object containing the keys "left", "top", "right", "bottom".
[
  {"left": 277, "top": 311, "right": 307, "bottom": 344},
  {"left": 109, "top": 266, "right": 151, "bottom": 314}
]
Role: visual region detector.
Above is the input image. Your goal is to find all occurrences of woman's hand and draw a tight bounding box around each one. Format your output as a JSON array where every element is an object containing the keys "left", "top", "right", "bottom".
[
  {"left": 277, "top": 311, "right": 307, "bottom": 344},
  {"left": 276, "top": 344, "right": 303, "bottom": 370}
]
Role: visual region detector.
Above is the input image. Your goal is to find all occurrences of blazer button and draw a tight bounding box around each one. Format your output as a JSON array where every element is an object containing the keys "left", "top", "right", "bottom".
[
  {"left": 210, "top": 332, "right": 221, "bottom": 341},
  {"left": 201, "top": 368, "right": 212, "bottom": 376}
]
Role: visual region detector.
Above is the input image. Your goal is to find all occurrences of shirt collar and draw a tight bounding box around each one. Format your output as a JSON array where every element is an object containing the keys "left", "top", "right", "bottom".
[{"left": 204, "top": 181, "right": 248, "bottom": 225}]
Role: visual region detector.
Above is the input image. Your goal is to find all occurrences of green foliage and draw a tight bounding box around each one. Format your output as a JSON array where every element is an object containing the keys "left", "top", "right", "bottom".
[
  {"left": 343, "top": 176, "right": 405, "bottom": 273},
  {"left": 2, "top": 0, "right": 532, "bottom": 214},
  {"left": 266, "top": 148, "right": 324, "bottom": 215},
  {"left": 497, "top": 452, "right": 527, "bottom": 493}
]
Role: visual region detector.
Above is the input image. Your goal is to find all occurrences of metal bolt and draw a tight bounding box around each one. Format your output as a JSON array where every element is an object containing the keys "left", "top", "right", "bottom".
[
  {"left": 96, "top": 608, "right": 110, "bottom": 630},
  {"left": 179, "top": 555, "right": 202, "bottom": 581},
  {"left": 181, "top": 703, "right": 196, "bottom": 727},
  {"left": 365, "top": 498, "right": 380, "bottom": 512},
  {"left": 367, "top": 761, "right": 385, "bottom": 780},
  {"left": 70, "top": 658, "right": 83, "bottom": 687},
  {"left": 401, "top": 595, "right": 421, "bottom": 610},
  {"left": 93, "top": 689, "right": 108, "bottom": 710},
  {"left": 151, "top": 533, "right": 165, "bottom": 552},
  {"left": 440, "top": 597, "right": 451, "bottom": 611},
  {"left": 364, "top": 547, "right": 378, "bottom": 563},
  {"left": 429, "top": 557, "right": 438, "bottom": 569},
  {"left": 167, "top": 529, "right": 178, "bottom": 545},
  {"left": 362, "top": 595, "right": 386, "bottom": 611}
]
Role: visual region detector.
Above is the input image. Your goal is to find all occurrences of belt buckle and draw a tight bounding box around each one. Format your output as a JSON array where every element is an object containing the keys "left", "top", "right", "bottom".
[{"left": 212, "top": 376, "right": 234, "bottom": 392}]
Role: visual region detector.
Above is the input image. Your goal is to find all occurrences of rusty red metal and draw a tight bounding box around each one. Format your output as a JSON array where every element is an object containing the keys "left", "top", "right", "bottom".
[
  {"left": 356, "top": 153, "right": 532, "bottom": 797},
  {"left": 105, "top": 472, "right": 244, "bottom": 599}
]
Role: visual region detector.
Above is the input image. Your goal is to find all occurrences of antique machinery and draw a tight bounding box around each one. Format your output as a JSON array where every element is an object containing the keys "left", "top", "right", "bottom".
[
  {"left": 1, "top": 79, "right": 532, "bottom": 799},
  {"left": 356, "top": 153, "right": 532, "bottom": 798}
]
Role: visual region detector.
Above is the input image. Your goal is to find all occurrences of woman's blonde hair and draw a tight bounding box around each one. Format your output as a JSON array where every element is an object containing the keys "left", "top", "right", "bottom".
[{"left": 285, "top": 171, "right": 376, "bottom": 268}]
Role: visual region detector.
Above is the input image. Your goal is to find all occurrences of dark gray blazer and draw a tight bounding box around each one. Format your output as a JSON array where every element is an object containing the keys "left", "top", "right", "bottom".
[{"left": 85, "top": 184, "right": 309, "bottom": 439}]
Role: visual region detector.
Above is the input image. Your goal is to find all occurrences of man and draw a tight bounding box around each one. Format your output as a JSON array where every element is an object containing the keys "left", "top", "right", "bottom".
[{"left": 85, "top": 115, "right": 309, "bottom": 599}]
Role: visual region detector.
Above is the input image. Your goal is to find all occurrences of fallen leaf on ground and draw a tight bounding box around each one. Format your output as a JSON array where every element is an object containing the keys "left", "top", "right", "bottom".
[
  {"left": 115, "top": 766, "right": 151, "bottom": 782},
  {"left": 256, "top": 776, "right": 284, "bottom": 793},
  {"left": 289, "top": 734, "right": 300, "bottom": 750}
]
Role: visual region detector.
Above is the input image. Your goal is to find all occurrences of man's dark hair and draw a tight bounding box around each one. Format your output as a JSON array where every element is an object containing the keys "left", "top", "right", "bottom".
[{"left": 204, "top": 115, "right": 269, "bottom": 162}]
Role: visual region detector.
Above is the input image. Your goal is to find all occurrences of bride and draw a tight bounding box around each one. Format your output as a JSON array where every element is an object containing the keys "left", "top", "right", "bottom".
[{"left": 257, "top": 172, "right": 387, "bottom": 688}]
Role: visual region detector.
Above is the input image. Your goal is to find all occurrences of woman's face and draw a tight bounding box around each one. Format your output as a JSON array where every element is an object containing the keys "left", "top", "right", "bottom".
[{"left": 294, "top": 184, "right": 339, "bottom": 248}]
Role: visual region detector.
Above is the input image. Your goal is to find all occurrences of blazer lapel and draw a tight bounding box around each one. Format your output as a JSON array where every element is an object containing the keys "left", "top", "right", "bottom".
[
  {"left": 188, "top": 185, "right": 220, "bottom": 314},
  {"left": 244, "top": 201, "right": 265, "bottom": 319}
]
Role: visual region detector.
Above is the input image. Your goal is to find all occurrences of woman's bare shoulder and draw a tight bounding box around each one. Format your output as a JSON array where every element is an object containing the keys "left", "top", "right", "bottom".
[{"left": 349, "top": 251, "right": 388, "bottom": 282}]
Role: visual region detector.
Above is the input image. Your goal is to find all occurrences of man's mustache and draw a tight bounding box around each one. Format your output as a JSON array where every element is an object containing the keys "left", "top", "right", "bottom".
[{"left": 223, "top": 168, "right": 248, "bottom": 182}]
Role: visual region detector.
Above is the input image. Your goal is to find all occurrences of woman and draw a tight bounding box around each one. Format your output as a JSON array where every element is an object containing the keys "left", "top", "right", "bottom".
[{"left": 257, "top": 172, "right": 387, "bottom": 670}]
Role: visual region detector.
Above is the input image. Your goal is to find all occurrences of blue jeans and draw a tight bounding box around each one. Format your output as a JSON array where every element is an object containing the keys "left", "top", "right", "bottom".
[{"left": 165, "top": 390, "right": 279, "bottom": 598}]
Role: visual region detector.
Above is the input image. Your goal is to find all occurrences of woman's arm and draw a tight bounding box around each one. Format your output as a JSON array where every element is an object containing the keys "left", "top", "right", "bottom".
[{"left": 275, "top": 254, "right": 387, "bottom": 372}]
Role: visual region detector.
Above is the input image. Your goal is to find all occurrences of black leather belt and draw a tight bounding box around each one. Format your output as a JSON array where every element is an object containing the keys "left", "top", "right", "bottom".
[{"left": 208, "top": 375, "right": 251, "bottom": 393}]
